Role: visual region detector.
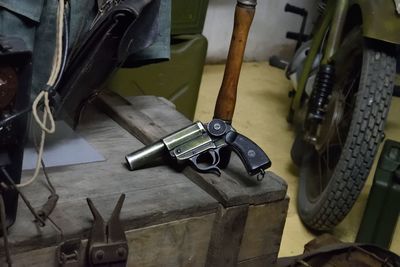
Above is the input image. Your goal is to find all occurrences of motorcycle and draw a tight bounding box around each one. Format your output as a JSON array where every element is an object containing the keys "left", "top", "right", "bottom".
[{"left": 287, "top": 0, "right": 400, "bottom": 231}]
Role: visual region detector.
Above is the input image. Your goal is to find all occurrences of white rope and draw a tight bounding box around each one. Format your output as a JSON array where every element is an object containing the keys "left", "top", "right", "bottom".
[
  {"left": 17, "top": 0, "right": 64, "bottom": 188},
  {"left": 32, "top": 91, "right": 55, "bottom": 134},
  {"left": 48, "top": 0, "right": 64, "bottom": 86}
]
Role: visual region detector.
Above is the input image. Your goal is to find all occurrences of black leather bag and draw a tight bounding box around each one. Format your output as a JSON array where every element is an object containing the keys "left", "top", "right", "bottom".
[
  {"left": 276, "top": 234, "right": 400, "bottom": 267},
  {"left": 53, "top": 0, "right": 161, "bottom": 125}
]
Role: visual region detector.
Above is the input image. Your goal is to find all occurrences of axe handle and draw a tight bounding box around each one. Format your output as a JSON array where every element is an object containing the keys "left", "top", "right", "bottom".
[{"left": 213, "top": 1, "right": 256, "bottom": 122}]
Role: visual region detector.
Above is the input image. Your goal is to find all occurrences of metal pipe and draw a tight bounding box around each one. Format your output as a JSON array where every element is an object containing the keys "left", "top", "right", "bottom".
[
  {"left": 292, "top": 4, "right": 334, "bottom": 110},
  {"left": 322, "top": 0, "right": 349, "bottom": 63}
]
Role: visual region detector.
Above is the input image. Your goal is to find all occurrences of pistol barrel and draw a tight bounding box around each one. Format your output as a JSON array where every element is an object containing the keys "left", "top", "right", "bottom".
[
  {"left": 125, "top": 141, "right": 165, "bottom": 171},
  {"left": 125, "top": 122, "right": 206, "bottom": 171}
]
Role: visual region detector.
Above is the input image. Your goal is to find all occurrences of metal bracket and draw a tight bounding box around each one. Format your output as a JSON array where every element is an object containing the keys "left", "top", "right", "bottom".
[
  {"left": 57, "top": 238, "right": 83, "bottom": 267},
  {"left": 86, "top": 194, "right": 128, "bottom": 267}
]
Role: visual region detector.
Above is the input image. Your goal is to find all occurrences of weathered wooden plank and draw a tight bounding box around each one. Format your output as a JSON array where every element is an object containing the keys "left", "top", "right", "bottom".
[
  {"left": 1, "top": 105, "right": 218, "bottom": 255},
  {"left": 97, "top": 92, "right": 288, "bottom": 207},
  {"left": 5, "top": 214, "right": 215, "bottom": 267},
  {"left": 205, "top": 205, "right": 249, "bottom": 267},
  {"left": 128, "top": 214, "right": 215, "bottom": 267},
  {"left": 238, "top": 198, "right": 290, "bottom": 265}
]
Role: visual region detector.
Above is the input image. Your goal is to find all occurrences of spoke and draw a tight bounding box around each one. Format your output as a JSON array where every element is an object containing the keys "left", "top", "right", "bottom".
[
  {"left": 344, "top": 78, "right": 358, "bottom": 99},
  {"left": 335, "top": 120, "right": 344, "bottom": 148},
  {"left": 318, "top": 154, "right": 323, "bottom": 195},
  {"left": 318, "top": 150, "right": 331, "bottom": 195},
  {"left": 321, "top": 156, "right": 329, "bottom": 192},
  {"left": 344, "top": 69, "right": 361, "bottom": 98},
  {"left": 326, "top": 136, "right": 331, "bottom": 172},
  {"left": 343, "top": 99, "right": 355, "bottom": 109},
  {"left": 341, "top": 105, "right": 353, "bottom": 122}
]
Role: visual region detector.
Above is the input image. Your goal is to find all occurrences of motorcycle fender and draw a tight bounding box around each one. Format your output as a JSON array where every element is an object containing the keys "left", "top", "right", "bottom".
[{"left": 350, "top": 0, "right": 400, "bottom": 44}]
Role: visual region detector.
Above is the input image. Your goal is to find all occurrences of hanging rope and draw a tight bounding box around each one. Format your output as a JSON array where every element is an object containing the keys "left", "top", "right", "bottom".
[{"left": 17, "top": 0, "right": 65, "bottom": 188}]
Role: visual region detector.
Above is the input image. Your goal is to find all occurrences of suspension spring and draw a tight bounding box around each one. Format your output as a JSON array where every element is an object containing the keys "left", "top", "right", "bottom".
[
  {"left": 308, "top": 64, "right": 335, "bottom": 122},
  {"left": 318, "top": 0, "right": 327, "bottom": 14}
]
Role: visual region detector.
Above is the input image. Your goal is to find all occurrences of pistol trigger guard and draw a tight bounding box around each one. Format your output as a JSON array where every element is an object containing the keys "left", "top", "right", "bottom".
[{"left": 189, "top": 154, "right": 222, "bottom": 176}]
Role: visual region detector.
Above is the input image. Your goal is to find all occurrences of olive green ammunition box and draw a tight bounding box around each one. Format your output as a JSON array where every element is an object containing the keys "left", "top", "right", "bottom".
[
  {"left": 108, "top": 34, "right": 207, "bottom": 120},
  {"left": 171, "top": 0, "right": 209, "bottom": 35},
  {"left": 356, "top": 139, "right": 400, "bottom": 248}
]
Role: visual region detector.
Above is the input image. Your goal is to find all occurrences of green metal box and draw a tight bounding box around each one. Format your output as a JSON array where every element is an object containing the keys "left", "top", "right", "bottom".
[
  {"left": 107, "top": 34, "right": 207, "bottom": 120},
  {"left": 356, "top": 139, "right": 400, "bottom": 248},
  {"left": 171, "top": 0, "right": 209, "bottom": 35}
]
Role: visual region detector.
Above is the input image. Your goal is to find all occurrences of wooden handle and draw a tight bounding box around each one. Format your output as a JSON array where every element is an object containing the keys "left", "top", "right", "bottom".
[{"left": 213, "top": 2, "right": 256, "bottom": 122}]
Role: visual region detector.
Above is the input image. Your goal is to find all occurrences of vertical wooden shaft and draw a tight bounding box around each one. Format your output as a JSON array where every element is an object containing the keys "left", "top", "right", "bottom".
[{"left": 213, "top": 1, "right": 256, "bottom": 122}]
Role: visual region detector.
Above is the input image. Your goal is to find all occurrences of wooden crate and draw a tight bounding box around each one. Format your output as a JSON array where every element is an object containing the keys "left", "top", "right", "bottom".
[{"left": 0, "top": 92, "right": 288, "bottom": 266}]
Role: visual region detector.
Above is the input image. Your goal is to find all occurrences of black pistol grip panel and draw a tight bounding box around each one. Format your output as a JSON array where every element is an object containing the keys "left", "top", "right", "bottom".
[{"left": 225, "top": 131, "right": 271, "bottom": 176}]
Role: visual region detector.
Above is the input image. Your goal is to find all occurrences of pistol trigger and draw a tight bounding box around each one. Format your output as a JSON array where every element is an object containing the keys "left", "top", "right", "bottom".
[
  {"left": 189, "top": 155, "right": 222, "bottom": 176},
  {"left": 209, "top": 149, "right": 221, "bottom": 166}
]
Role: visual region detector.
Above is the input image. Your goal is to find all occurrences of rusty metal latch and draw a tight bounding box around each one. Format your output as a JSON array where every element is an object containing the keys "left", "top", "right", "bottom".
[{"left": 86, "top": 194, "right": 128, "bottom": 267}]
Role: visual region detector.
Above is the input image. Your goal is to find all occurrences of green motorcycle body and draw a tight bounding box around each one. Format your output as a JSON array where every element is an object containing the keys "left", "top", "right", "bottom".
[
  {"left": 352, "top": 0, "right": 400, "bottom": 44},
  {"left": 291, "top": 0, "right": 400, "bottom": 112}
]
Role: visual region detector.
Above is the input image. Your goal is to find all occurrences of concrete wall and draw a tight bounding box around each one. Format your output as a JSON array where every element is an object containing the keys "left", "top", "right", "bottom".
[{"left": 203, "top": 0, "right": 318, "bottom": 63}]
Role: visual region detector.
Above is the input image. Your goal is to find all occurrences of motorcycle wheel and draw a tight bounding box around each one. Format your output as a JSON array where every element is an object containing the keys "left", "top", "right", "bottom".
[{"left": 292, "top": 28, "right": 396, "bottom": 231}]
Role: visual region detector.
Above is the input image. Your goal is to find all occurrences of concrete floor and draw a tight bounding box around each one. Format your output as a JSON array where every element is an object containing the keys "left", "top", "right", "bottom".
[{"left": 194, "top": 62, "right": 400, "bottom": 256}]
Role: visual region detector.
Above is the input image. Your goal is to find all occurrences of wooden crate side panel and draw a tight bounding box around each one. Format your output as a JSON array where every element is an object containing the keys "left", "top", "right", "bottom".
[
  {"left": 128, "top": 213, "right": 215, "bottom": 267},
  {"left": 4, "top": 214, "right": 215, "bottom": 267},
  {"left": 205, "top": 205, "right": 249, "bottom": 267},
  {"left": 238, "top": 197, "right": 289, "bottom": 264}
]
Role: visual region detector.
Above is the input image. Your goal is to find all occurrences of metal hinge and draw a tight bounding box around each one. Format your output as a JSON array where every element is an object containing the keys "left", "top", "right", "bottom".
[{"left": 57, "top": 238, "right": 83, "bottom": 267}]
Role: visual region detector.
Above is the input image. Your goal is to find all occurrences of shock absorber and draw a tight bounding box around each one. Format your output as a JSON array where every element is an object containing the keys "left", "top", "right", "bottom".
[{"left": 305, "top": 64, "right": 335, "bottom": 143}]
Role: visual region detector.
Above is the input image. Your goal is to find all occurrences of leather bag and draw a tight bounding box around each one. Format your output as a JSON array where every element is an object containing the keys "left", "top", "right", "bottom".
[{"left": 53, "top": 0, "right": 161, "bottom": 125}]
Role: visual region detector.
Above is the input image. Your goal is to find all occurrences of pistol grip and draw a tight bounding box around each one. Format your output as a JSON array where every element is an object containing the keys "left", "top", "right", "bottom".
[
  {"left": 225, "top": 132, "right": 271, "bottom": 176},
  {"left": 217, "top": 147, "right": 232, "bottom": 169}
]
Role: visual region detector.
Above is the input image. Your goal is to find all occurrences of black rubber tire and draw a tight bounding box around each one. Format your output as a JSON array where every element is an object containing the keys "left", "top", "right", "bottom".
[{"left": 295, "top": 47, "right": 396, "bottom": 231}]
